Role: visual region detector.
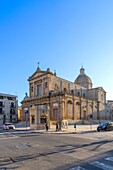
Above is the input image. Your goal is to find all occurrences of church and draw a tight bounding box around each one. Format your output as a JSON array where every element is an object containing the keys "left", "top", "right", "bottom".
[{"left": 21, "top": 66, "right": 106, "bottom": 129}]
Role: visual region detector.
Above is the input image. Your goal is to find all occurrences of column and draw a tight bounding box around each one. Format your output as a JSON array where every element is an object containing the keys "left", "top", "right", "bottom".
[{"left": 37, "top": 105, "right": 40, "bottom": 124}]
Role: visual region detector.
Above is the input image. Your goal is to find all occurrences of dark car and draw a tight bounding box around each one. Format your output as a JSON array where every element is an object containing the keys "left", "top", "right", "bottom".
[{"left": 97, "top": 122, "right": 113, "bottom": 132}]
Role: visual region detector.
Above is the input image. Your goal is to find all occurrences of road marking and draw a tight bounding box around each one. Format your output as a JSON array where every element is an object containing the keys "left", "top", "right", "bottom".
[
  {"left": 105, "top": 157, "right": 113, "bottom": 161},
  {"left": 69, "top": 157, "right": 113, "bottom": 170},
  {"left": 69, "top": 166, "right": 86, "bottom": 170},
  {"left": 0, "top": 136, "right": 18, "bottom": 140},
  {"left": 0, "top": 134, "right": 19, "bottom": 140},
  {"left": 62, "top": 134, "right": 99, "bottom": 141},
  {"left": 90, "top": 161, "right": 113, "bottom": 170},
  {"left": 16, "top": 144, "right": 28, "bottom": 149}
]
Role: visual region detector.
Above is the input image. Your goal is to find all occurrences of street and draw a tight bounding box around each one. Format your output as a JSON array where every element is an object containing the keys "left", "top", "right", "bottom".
[{"left": 0, "top": 131, "right": 113, "bottom": 170}]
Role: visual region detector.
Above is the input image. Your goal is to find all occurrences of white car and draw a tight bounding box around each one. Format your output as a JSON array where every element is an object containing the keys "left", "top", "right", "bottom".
[{"left": 3, "top": 123, "right": 15, "bottom": 130}]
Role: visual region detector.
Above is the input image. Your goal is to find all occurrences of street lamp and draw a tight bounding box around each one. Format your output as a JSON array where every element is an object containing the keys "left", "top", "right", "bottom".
[
  {"left": 24, "top": 108, "right": 28, "bottom": 130},
  {"left": 48, "top": 91, "right": 52, "bottom": 128}
]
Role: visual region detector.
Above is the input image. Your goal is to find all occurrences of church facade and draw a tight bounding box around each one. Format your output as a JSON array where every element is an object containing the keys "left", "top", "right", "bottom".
[{"left": 21, "top": 66, "right": 106, "bottom": 129}]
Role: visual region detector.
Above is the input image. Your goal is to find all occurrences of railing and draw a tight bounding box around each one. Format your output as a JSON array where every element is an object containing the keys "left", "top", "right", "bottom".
[
  {"left": 0, "top": 104, "right": 5, "bottom": 107},
  {"left": 10, "top": 111, "right": 16, "bottom": 114},
  {"left": 0, "top": 111, "right": 4, "bottom": 114},
  {"left": 10, "top": 105, "right": 15, "bottom": 108}
]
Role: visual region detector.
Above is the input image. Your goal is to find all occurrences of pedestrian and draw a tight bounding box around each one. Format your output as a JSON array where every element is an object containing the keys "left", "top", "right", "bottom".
[
  {"left": 74, "top": 123, "right": 76, "bottom": 131},
  {"left": 56, "top": 122, "right": 59, "bottom": 131},
  {"left": 45, "top": 122, "right": 48, "bottom": 131}
]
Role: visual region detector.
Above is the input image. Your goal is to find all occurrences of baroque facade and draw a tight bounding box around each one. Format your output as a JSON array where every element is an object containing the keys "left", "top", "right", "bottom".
[{"left": 21, "top": 66, "right": 106, "bottom": 129}]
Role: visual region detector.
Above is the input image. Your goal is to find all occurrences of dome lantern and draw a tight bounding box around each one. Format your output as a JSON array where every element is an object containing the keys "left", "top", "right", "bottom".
[
  {"left": 80, "top": 67, "right": 85, "bottom": 75},
  {"left": 74, "top": 67, "right": 93, "bottom": 89}
]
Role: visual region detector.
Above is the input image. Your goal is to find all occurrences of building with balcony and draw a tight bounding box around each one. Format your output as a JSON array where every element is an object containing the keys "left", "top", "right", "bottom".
[
  {"left": 0, "top": 93, "right": 18, "bottom": 124},
  {"left": 21, "top": 66, "right": 107, "bottom": 129}
]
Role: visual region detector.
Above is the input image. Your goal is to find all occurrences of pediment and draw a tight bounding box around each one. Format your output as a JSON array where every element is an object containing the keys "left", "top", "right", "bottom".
[
  {"left": 28, "top": 67, "right": 53, "bottom": 81},
  {"left": 28, "top": 70, "right": 46, "bottom": 81},
  {"left": 97, "top": 87, "right": 106, "bottom": 93}
]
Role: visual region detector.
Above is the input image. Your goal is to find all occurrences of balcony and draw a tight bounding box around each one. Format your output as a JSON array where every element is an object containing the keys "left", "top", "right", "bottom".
[
  {"left": 0, "top": 104, "right": 5, "bottom": 107},
  {"left": 0, "top": 111, "right": 4, "bottom": 114},
  {"left": 10, "top": 111, "right": 16, "bottom": 114},
  {"left": 10, "top": 105, "right": 15, "bottom": 108}
]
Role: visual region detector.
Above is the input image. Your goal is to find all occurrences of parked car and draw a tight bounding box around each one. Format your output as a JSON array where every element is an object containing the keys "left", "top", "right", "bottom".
[
  {"left": 3, "top": 123, "right": 15, "bottom": 130},
  {"left": 97, "top": 122, "right": 113, "bottom": 132}
]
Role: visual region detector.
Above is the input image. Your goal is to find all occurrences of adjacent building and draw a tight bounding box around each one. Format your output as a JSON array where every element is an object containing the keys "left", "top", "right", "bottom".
[
  {"left": 18, "top": 106, "right": 22, "bottom": 121},
  {"left": 106, "top": 100, "right": 113, "bottom": 120},
  {"left": 21, "top": 66, "right": 107, "bottom": 129},
  {"left": 0, "top": 93, "right": 18, "bottom": 124}
]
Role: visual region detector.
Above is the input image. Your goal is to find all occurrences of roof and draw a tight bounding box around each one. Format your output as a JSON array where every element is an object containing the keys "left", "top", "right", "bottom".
[
  {"left": 28, "top": 67, "right": 53, "bottom": 81},
  {"left": 0, "top": 93, "right": 17, "bottom": 98},
  {"left": 74, "top": 67, "right": 93, "bottom": 88}
]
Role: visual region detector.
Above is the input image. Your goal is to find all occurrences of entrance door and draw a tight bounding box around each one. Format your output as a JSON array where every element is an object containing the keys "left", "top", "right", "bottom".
[
  {"left": 53, "top": 109, "right": 58, "bottom": 120},
  {"left": 10, "top": 115, "right": 12, "bottom": 122},
  {"left": 31, "top": 115, "right": 35, "bottom": 124},
  {"left": 83, "top": 111, "right": 86, "bottom": 119},
  {"left": 40, "top": 118, "right": 46, "bottom": 123},
  {"left": 67, "top": 103, "right": 73, "bottom": 119}
]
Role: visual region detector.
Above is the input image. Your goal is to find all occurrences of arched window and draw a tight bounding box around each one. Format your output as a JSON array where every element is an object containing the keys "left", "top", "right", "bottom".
[
  {"left": 83, "top": 93, "right": 85, "bottom": 98},
  {"left": 68, "top": 100, "right": 73, "bottom": 104},
  {"left": 76, "top": 102, "right": 80, "bottom": 106},
  {"left": 64, "top": 88, "right": 67, "bottom": 93},
  {"left": 71, "top": 90, "right": 74, "bottom": 94},
  {"left": 78, "top": 92, "right": 80, "bottom": 96}
]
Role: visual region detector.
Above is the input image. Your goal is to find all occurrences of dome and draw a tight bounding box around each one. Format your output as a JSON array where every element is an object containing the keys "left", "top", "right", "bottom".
[{"left": 74, "top": 67, "right": 93, "bottom": 89}]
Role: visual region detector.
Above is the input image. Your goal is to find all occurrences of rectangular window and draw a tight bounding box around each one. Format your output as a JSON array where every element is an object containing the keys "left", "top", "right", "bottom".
[
  {"left": 0, "top": 101, "right": 3, "bottom": 107},
  {"left": 37, "top": 85, "right": 42, "bottom": 96},
  {"left": 60, "top": 80, "right": 62, "bottom": 91},
  {"left": 45, "top": 82, "right": 47, "bottom": 88},
  {"left": 0, "top": 108, "right": 2, "bottom": 113},
  {"left": 11, "top": 102, "right": 14, "bottom": 107},
  {"left": 10, "top": 109, "right": 15, "bottom": 114},
  {"left": 31, "top": 115, "right": 35, "bottom": 124},
  {"left": 68, "top": 83, "right": 70, "bottom": 93},
  {"left": 0, "top": 96, "right": 3, "bottom": 99}
]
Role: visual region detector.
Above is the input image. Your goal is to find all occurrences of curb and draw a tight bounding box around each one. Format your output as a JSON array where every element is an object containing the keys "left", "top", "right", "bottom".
[
  {"left": 0, "top": 129, "right": 97, "bottom": 135},
  {"left": 36, "top": 129, "right": 97, "bottom": 134}
]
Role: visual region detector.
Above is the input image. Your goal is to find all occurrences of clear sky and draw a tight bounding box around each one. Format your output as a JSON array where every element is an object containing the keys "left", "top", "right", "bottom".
[{"left": 0, "top": 0, "right": 113, "bottom": 105}]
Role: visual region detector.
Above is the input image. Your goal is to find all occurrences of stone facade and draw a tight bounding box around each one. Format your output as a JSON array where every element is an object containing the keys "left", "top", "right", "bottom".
[
  {"left": 21, "top": 67, "right": 106, "bottom": 129},
  {"left": 106, "top": 100, "right": 113, "bottom": 120}
]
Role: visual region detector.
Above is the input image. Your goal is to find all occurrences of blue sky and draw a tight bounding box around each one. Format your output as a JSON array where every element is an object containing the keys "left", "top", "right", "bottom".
[{"left": 0, "top": 0, "right": 113, "bottom": 105}]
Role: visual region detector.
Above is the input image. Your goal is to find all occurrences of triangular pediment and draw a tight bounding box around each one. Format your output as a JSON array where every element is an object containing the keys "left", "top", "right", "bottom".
[
  {"left": 97, "top": 87, "right": 106, "bottom": 93},
  {"left": 28, "top": 67, "right": 53, "bottom": 81}
]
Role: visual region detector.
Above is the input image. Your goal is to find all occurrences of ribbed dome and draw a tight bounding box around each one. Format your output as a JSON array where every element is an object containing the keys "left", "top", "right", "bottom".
[{"left": 74, "top": 67, "right": 93, "bottom": 89}]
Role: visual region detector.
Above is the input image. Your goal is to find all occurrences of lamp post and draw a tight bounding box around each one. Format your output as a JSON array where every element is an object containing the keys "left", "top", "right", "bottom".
[
  {"left": 24, "top": 107, "right": 28, "bottom": 130},
  {"left": 58, "top": 91, "right": 64, "bottom": 130},
  {"left": 80, "top": 95, "right": 82, "bottom": 119},
  {"left": 72, "top": 90, "right": 74, "bottom": 120},
  {"left": 58, "top": 92, "right": 61, "bottom": 130},
  {"left": 97, "top": 101, "right": 100, "bottom": 123},
  {"left": 48, "top": 91, "right": 52, "bottom": 128}
]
